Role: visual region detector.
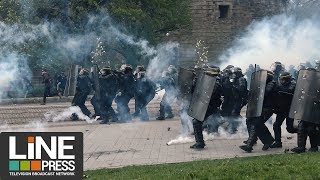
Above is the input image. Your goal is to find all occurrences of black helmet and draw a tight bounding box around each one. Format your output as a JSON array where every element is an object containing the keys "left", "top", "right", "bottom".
[
  {"left": 137, "top": 71, "right": 146, "bottom": 79},
  {"left": 124, "top": 65, "right": 133, "bottom": 74},
  {"left": 100, "top": 66, "right": 112, "bottom": 75},
  {"left": 225, "top": 65, "right": 234, "bottom": 70},
  {"left": 298, "top": 64, "right": 306, "bottom": 70},
  {"left": 136, "top": 65, "right": 145, "bottom": 72},
  {"left": 271, "top": 61, "right": 283, "bottom": 72},
  {"left": 233, "top": 67, "right": 243, "bottom": 77},
  {"left": 79, "top": 68, "right": 89, "bottom": 76},
  {"left": 279, "top": 72, "right": 291, "bottom": 85}
]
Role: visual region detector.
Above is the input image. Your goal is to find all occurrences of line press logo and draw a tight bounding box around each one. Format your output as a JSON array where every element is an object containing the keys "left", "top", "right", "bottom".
[{"left": 0, "top": 132, "right": 83, "bottom": 180}]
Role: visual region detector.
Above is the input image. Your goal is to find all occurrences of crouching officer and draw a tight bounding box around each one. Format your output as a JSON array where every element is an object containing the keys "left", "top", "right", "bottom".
[
  {"left": 271, "top": 72, "right": 297, "bottom": 148},
  {"left": 71, "top": 68, "right": 93, "bottom": 120},
  {"left": 188, "top": 66, "right": 222, "bottom": 149}
]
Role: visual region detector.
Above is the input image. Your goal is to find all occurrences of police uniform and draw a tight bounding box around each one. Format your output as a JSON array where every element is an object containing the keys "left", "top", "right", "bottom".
[
  {"left": 190, "top": 66, "right": 222, "bottom": 149},
  {"left": 271, "top": 72, "right": 297, "bottom": 148},
  {"left": 115, "top": 66, "right": 135, "bottom": 122},
  {"left": 99, "top": 67, "right": 119, "bottom": 124},
  {"left": 240, "top": 71, "right": 277, "bottom": 153},
  {"left": 134, "top": 71, "right": 156, "bottom": 121},
  {"left": 71, "top": 69, "right": 92, "bottom": 118}
]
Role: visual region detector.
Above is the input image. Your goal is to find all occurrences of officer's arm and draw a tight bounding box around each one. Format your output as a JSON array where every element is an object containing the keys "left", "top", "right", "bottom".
[
  {"left": 265, "top": 81, "right": 276, "bottom": 95},
  {"left": 288, "top": 82, "right": 296, "bottom": 93}
]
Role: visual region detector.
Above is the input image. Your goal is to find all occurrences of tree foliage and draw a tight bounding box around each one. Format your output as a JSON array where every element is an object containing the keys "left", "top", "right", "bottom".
[{"left": 0, "top": 0, "right": 190, "bottom": 73}]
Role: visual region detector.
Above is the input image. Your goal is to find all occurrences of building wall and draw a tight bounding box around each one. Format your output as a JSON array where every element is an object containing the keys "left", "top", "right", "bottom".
[{"left": 169, "top": 0, "right": 286, "bottom": 67}]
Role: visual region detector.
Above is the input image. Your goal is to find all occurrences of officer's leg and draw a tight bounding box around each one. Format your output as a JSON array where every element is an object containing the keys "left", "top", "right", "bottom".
[
  {"left": 91, "top": 95, "right": 101, "bottom": 117},
  {"left": 308, "top": 123, "right": 319, "bottom": 152},
  {"left": 271, "top": 113, "right": 286, "bottom": 148},
  {"left": 116, "top": 95, "right": 126, "bottom": 121},
  {"left": 286, "top": 118, "right": 298, "bottom": 134},
  {"left": 255, "top": 109, "right": 274, "bottom": 150},
  {"left": 157, "top": 93, "right": 166, "bottom": 120},
  {"left": 190, "top": 119, "right": 205, "bottom": 149},
  {"left": 122, "top": 95, "right": 132, "bottom": 122},
  {"left": 244, "top": 118, "right": 258, "bottom": 145},
  {"left": 133, "top": 95, "right": 141, "bottom": 117},
  {"left": 79, "top": 92, "right": 91, "bottom": 117},
  {"left": 292, "top": 121, "right": 308, "bottom": 153},
  {"left": 99, "top": 97, "right": 109, "bottom": 124},
  {"left": 240, "top": 117, "right": 257, "bottom": 153},
  {"left": 42, "top": 86, "right": 50, "bottom": 105},
  {"left": 164, "top": 94, "right": 174, "bottom": 118},
  {"left": 140, "top": 106, "right": 149, "bottom": 121}
]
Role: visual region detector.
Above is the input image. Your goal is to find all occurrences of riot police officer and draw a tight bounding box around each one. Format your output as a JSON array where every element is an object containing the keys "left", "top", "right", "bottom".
[
  {"left": 134, "top": 70, "right": 156, "bottom": 121},
  {"left": 190, "top": 66, "right": 222, "bottom": 149},
  {"left": 220, "top": 67, "right": 234, "bottom": 117},
  {"left": 271, "top": 72, "right": 297, "bottom": 148},
  {"left": 290, "top": 68, "right": 320, "bottom": 153},
  {"left": 56, "top": 71, "right": 67, "bottom": 99},
  {"left": 230, "top": 67, "right": 248, "bottom": 117},
  {"left": 99, "top": 67, "right": 119, "bottom": 124},
  {"left": 240, "top": 70, "right": 277, "bottom": 153},
  {"left": 294, "top": 64, "right": 306, "bottom": 80},
  {"left": 41, "top": 69, "right": 52, "bottom": 105},
  {"left": 71, "top": 68, "right": 93, "bottom": 120},
  {"left": 156, "top": 67, "right": 177, "bottom": 120},
  {"left": 271, "top": 61, "right": 284, "bottom": 83},
  {"left": 115, "top": 65, "right": 135, "bottom": 122},
  {"left": 315, "top": 60, "right": 320, "bottom": 71}
]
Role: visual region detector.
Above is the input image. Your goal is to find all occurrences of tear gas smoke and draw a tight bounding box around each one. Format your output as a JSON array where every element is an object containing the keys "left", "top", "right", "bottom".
[
  {"left": 219, "top": 14, "right": 320, "bottom": 71},
  {"left": 167, "top": 116, "right": 293, "bottom": 146},
  {"left": 0, "top": 12, "right": 178, "bottom": 102},
  {"left": 44, "top": 106, "right": 97, "bottom": 123}
]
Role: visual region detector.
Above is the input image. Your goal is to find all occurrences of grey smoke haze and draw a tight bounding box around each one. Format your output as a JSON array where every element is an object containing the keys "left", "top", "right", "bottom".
[
  {"left": 219, "top": 12, "right": 320, "bottom": 70},
  {"left": 0, "top": 12, "right": 178, "bottom": 100},
  {"left": 219, "top": 15, "right": 320, "bottom": 70}
]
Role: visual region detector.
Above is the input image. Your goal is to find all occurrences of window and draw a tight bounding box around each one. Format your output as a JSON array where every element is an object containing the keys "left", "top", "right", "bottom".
[{"left": 219, "top": 5, "right": 229, "bottom": 18}]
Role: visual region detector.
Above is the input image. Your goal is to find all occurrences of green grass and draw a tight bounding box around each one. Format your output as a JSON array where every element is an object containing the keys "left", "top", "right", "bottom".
[{"left": 85, "top": 153, "right": 320, "bottom": 180}]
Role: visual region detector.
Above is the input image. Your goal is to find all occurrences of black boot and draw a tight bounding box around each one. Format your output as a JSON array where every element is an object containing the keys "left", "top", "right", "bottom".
[
  {"left": 292, "top": 122, "right": 307, "bottom": 153},
  {"left": 239, "top": 145, "right": 253, "bottom": 153},
  {"left": 270, "top": 141, "right": 282, "bottom": 148},
  {"left": 309, "top": 131, "right": 319, "bottom": 152},
  {"left": 157, "top": 104, "right": 166, "bottom": 120},
  {"left": 190, "top": 119, "right": 205, "bottom": 149},
  {"left": 240, "top": 123, "right": 256, "bottom": 153},
  {"left": 244, "top": 118, "right": 258, "bottom": 145}
]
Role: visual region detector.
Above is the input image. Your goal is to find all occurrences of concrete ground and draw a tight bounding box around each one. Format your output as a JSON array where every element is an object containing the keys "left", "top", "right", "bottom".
[{"left": 0, "top": 99, "right": 298, "bottom": 170}]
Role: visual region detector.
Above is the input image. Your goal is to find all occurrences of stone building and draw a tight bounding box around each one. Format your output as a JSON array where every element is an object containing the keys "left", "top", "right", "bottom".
[{"left": 169, "top": 0, "right": 286, "bottom": 67}]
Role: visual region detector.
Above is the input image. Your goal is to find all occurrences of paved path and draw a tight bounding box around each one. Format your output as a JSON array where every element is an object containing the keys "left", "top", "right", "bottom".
[{"left": 0, "top": 102, "right": 298, "bottom": 170}]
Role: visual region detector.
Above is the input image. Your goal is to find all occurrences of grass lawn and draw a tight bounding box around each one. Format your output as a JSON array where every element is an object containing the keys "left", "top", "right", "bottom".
[{"left": 85, "top": 153, "right": 320, "bottom": 179}]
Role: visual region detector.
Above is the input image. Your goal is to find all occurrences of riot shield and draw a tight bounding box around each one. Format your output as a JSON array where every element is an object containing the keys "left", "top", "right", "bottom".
[
  {"left": 246, "top": 70, "right": 268, "bottom": 118},
  {"left": 188, "top": 73, "right": 217, "bottom": 121},
  {"left": 289, "top": 69, "right": 320, "bottom": 124},
  {"left": 177, "top": 67, "right": 195, "bottom": 96}
]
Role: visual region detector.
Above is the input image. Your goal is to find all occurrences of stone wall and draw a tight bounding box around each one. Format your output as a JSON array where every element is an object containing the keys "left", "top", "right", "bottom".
[{"left": 168, "top": 0, "right": 286, "bottom": 67}]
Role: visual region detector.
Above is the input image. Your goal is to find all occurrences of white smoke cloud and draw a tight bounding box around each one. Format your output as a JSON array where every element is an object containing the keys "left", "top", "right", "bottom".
[
  {"left": 0, "top": 53, "right": 31, "bottom": 100},
  {"left": 44, "top": 106, "right": 97, "bottom": 123},
  {"left": 146, "top": 42, "right": 179, "bottom": 80},
  {"left": 219, "top": 14, "right": 320, "bottom": 70}
]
